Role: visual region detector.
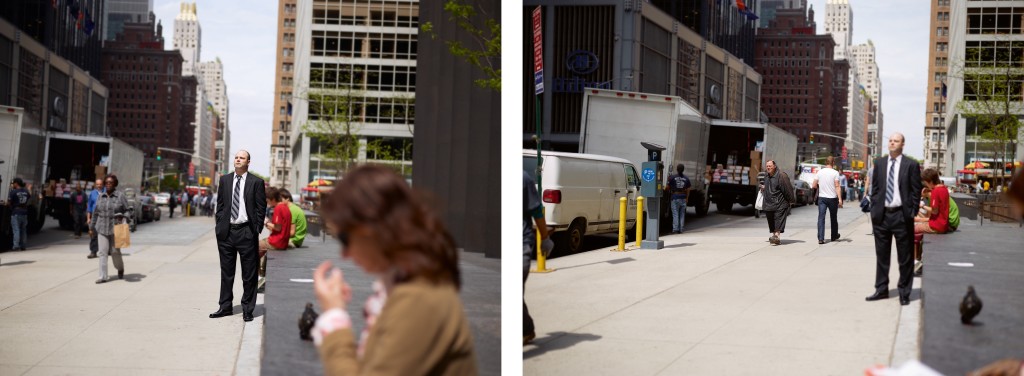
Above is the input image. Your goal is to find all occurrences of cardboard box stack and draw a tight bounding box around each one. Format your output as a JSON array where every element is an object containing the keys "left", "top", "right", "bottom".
[{"left": 749, "top": 150, "right": 763, "bottom": 185}]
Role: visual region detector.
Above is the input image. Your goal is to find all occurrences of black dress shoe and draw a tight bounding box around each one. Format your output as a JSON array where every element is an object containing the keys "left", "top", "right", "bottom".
[
  {"left": 243, "top": 312, "right": 254, "bottom": 322},
  {"left": 118, "top": 270, "right": 124, "bottom": 280},
  {"left": 209, "top": 309, "right": 233, "bottom": 318},
  {"left": 899, "top": 296, "right": 910, "bottom": 305},
  {"left": 818, "top": 240, "right": 825, "bottom": 244},
  {"left": 865, "top": 291, "right": 889, "bottom": 301}
]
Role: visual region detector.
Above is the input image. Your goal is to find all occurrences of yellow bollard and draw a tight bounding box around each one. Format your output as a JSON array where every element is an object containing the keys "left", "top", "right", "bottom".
[
  {"left": 616, "top": 197, "right": 627, "bottom": 251},
  {"left": 636, "top": 196, "right": 644, "bottom": 248},
  {"left": 533, "top": 207, "right": 554, "bottom": 273}
]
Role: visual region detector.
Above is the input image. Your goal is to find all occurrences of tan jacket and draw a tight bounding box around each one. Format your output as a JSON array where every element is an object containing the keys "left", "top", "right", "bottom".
[{"left": 319, "top": 279, "right": 478, "bottom": 376}]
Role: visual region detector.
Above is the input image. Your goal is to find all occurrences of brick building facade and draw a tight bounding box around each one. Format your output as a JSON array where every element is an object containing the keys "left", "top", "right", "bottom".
[
  {"left": 101, "top": 21, "right": 196, "bottom": 177},
  {"left": 755, "top": 3, "right": 848, "bottom": 163}
]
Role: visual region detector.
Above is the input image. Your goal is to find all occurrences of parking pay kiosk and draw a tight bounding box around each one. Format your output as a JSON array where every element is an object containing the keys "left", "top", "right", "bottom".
[{"left": 640, "top": 142, "right": 665, "bottom": 250}]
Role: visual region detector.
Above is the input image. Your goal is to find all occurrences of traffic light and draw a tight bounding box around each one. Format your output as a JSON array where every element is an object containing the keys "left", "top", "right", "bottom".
[
  {"left": 809, "top": 134, "right": 814, "bottom": 144},
  {"left": 156, "top": 149, "right": 162, "bottom": 161}
]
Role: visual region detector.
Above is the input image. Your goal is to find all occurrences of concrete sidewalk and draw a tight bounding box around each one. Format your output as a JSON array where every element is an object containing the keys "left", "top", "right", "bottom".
[
  {"left": 524, "top": 205, "right": 920, "bottom": 375},
  {"left": 0, "top": 216, "right": 262, "bottom": 375}
]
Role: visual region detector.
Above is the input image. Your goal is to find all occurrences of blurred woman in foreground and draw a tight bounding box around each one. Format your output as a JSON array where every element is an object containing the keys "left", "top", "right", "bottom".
[{"left": 311, "top": 164, "right": 478, "bottom": 375}]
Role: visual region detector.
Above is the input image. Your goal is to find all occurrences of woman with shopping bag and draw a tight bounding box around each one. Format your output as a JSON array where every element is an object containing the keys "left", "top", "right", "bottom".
[{"left": 92, "top": 174, "right": 130, "bottom": 284}]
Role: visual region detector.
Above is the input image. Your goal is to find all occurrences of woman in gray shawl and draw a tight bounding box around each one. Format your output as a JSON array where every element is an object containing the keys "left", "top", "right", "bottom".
[
  {"left": 91, "top": 174, "right": 130, "bottom": 283},
  {"left": 760, "top": 160, "right": 796, "bottom": 245}
]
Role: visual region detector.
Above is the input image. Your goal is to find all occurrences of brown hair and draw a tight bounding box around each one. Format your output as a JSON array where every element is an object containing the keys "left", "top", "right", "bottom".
[
  {"left": 279, "top": 188, "right": 292, "bottom": 201},
  {"left": 322, "top": 164, "right": 460, "bottom": 289},
  {"left": 266, "top": 187, "right": 281, "bottom": 202},
  {"left": 825, "top": 156, "right": 835, "bottom": 166},
  {"left": 921, "top": 168, "right": 941, "bottom": 185}
]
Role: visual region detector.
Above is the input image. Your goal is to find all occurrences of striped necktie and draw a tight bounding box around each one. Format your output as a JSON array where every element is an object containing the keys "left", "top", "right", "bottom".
[
  {"left": 885, "top": 159, "right": 895, "bottom": 206},
  {"left": 231, "top": 175, "right": 241, "bottom": 221}
]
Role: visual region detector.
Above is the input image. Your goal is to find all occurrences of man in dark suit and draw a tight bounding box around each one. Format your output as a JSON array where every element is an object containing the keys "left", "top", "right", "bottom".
[
  {"left": 210, "top": 150, "right": 267, "bottom": 322},
  {"left": 865, "top": 133, "right": 922, "bottom": 306}
]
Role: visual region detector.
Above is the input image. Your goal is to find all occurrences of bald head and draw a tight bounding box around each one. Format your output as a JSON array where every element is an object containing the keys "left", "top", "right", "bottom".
[
  {"left": 233, "top": 150, "right": 251, "bottom": 174},
  {"left": 887, "top": 132, "right": 905, "bottom": 157}
]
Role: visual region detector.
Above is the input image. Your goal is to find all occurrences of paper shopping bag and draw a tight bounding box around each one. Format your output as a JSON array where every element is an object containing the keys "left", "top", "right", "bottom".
[{"left": 114, "top": 223, "right": 131, "bottom": 249}]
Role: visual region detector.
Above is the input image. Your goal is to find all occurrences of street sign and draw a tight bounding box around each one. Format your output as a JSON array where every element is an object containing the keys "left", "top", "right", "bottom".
[
  {"left": 532, "top": 6, "right": 544, "bottom": 95},
  {"left": 842, "top": 146, "right": 848, "bottom": 159}
]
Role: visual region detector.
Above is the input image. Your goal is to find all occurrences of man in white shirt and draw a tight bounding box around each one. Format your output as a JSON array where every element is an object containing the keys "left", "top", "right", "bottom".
[{"left": 813, "top": 156, "right": 843, "bottom": 244}]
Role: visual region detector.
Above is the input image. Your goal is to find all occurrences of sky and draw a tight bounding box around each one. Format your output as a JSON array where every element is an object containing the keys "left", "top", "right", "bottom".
[
  {"left": 806, "top": 0, "right": 930, "bottom": 160},
  {"left": 153, "top": 0, "right": 278, "bottom": 175}
]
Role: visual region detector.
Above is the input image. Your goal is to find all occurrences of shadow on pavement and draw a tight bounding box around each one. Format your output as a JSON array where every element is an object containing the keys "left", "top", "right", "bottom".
[
  {"left": 121, "top": 273, "right": 147, "bottom": 282},
  {"left": 662, "top": 242, "right": 695, "bottom": 249},
  {"left": 778, "top": 239, "right": 806, "bottom": 245},
  {"left": 0, "top": 260, "right": 35, "bottom": 267},
  {"left": 523, "top": 332, "right": 602, "bottom": 359},
  {"left": 555, "top": 257, "right": 635, "bottom": 271}
]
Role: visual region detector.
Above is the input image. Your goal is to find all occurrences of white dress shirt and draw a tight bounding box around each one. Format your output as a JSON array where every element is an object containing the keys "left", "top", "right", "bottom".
[
  {"left": 886, "top": 155, "right": 903, "bottom": 208},
  {"left": 231, "top": 172, "right": 250, "bottom": 224}
]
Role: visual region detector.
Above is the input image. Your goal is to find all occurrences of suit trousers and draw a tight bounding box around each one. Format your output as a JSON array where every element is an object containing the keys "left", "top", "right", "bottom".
[
  {"left": 217, "top": 224, "right": 259, "bottom": 314},
  {"left": 872, "top": 210, "right": 914, "bottom": 298}
]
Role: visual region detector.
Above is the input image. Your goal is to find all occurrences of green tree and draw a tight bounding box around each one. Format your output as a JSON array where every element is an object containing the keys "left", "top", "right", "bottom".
[
  {"left": 951, "top": 40, "right": 1024, "bottom": 182},
  {"left": 421, "top": 0, "right": 501, "bottom": 91},
  {"left": 297, "top": 67, "right": 366, "bottom": 180}
]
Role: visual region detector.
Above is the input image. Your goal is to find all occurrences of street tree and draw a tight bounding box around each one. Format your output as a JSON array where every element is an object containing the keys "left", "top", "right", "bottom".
[
  {"left": 297, "top": 67, "right": 365, "bottom": 180},
  {"left": 420, "top": 0, "right": 501, "bottom": 91},
  {"left": 297, "top": 68, "right": 416, "bottom": 180},
  {"left": 949, "top": 39, "right": 1024, "bottom": 182}
]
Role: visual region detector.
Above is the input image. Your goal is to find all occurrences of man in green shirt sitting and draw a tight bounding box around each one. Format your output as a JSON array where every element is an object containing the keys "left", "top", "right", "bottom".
[{"left": 279, "top": 189, "right": 307, "bottom": 248}]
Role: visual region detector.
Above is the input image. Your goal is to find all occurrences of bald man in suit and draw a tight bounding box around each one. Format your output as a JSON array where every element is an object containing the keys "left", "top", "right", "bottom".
[
  {"left": 865, "top": 133, "right": 922, "bottom": 306},
  {"left": 209, "top": 150, "right": 267, "bottom": 322}
]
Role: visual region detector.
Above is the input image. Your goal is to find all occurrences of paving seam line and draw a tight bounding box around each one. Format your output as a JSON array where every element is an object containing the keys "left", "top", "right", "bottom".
[
  {"left": 234, "top": 293, "right": 265, "bottom": 376},
  {"left": 889, "top": 280, "right": 922, "bottom": 367}
]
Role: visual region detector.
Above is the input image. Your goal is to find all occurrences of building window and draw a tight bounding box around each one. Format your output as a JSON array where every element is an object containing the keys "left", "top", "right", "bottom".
[
  {"left": 936, "top": 42, "right": 947, "bottom": 52},
  {"left": 967, "top": 7, "right": 1024, "bottom": 35}
]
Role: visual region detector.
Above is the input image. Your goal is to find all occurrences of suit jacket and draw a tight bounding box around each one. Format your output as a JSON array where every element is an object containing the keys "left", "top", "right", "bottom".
[
  {"left": 318, "top": 279, "right": 478, "bottom": 376},
  {"left": 215, "top": 172, "right": 267, "bottom": 241},
  {"left": 869, "top": 155, "right": 922, "bottom": 225}
]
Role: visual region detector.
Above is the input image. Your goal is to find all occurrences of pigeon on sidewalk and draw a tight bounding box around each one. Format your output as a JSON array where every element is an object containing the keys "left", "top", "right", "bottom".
[
  {"left": 960, "top": 285, "right": 983, "bottom": 325},
  {"left": 299, "top": 302, "right": 319, "bottom": 341}
]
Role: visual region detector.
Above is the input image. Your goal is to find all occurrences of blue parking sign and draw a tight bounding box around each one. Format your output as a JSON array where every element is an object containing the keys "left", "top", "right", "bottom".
[{"left": 642, "top": 168, "right": 655, "bottom": 182}]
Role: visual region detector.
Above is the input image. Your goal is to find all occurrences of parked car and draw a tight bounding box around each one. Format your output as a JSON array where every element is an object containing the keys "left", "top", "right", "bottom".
[
  {"left": 122, "top": 188, "right": 141, "bottom": 232},
  {"left": 138, "top": 196, "right": 162, "bottom": 223},
  {"left": 523, "top": 150, "right": 641, "bottom": 255},
  {"left": 154, "top": 192, "right": 171, "bottom": 206},
  {"left": 793, "top": 180, "right": 815, "bottom": 206}
]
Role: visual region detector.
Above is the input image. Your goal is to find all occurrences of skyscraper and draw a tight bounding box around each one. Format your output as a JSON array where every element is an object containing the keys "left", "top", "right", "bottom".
[
  {"left": 173, "top": 2, "right": 200, "bottom": 77},
  {"left": 289, "top": 0, "right": 418, "bottom": 194},
  {"left": 923, "top": 0, "right": 950, "bottom": 171},
  {"left": 851, "top": 41, "right": 880, "bottom": 162},
  {"left": 943, "top": 0, "right": 1024, "bottom": 178},
  {"left": 198, "top": 59, "right": 229, "bottom": 176},
  {"left": 172, "top": 1, "right": 214, "bottom": 184},
  {"left": 824, "top": 0, "right": 852, "bottom": 60},
  {"left": 269, "top": 0, "right": 297, "bottom": 188}
]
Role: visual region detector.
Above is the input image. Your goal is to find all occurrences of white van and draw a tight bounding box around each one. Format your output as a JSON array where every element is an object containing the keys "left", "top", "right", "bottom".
[{"left": 523, "top": 150, "right": 641, "bottom": 254}]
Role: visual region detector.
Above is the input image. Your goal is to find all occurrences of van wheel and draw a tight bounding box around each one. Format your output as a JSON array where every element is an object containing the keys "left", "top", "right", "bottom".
[
  {"left": 694, "top": 193, "right": 710, "bottom": 217},
  {"left": 556, "top": 220, "right": 585, "bottom": 254}
]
